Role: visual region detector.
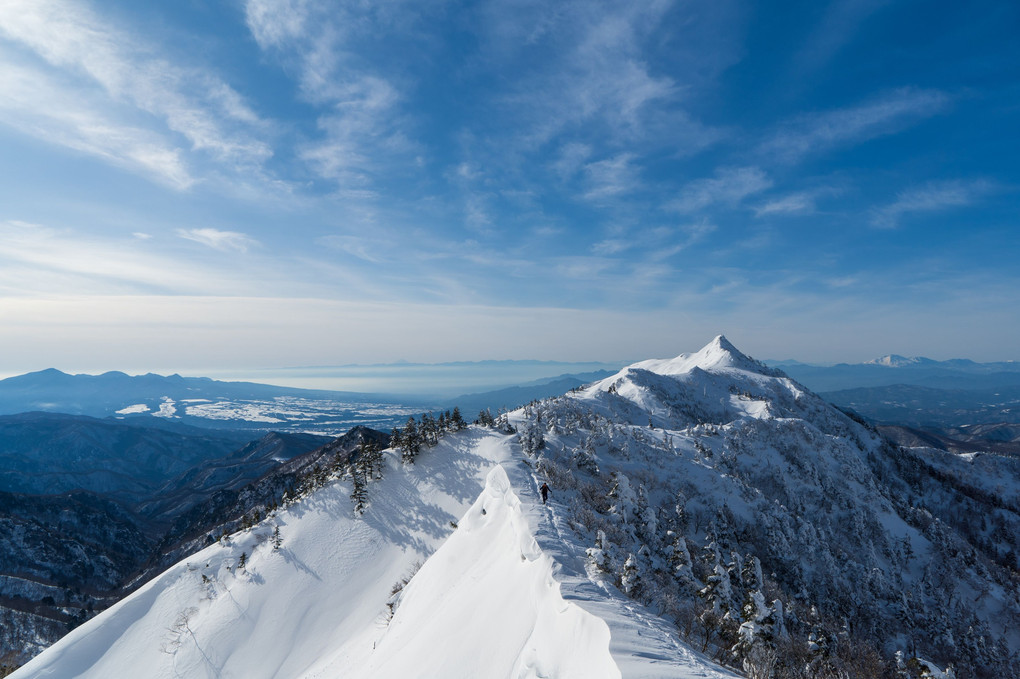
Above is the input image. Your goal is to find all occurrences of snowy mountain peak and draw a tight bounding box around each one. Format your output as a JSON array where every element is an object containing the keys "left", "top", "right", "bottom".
[
  {"left": 579, "top": 337, "right": 808, "bottom": 431},
  {"left": 621, "top": 334, "right": 771, "bottom": 378}
]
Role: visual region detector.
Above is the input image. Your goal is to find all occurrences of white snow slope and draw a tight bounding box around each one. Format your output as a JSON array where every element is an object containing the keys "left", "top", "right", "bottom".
[{"left": 13, "top": 399, "right": 737, "bottom": 677}]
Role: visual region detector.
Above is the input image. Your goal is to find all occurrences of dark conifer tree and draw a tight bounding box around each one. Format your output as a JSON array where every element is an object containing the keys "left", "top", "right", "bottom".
[
  {"left": 351, "top": 469, "right": 369, "bottom": 514},
  {"left": 357, "top": 438, "right": 384, "bottom": 479},
  {"left": 400, "top": 416, "right": 420, "bottom": 463}
]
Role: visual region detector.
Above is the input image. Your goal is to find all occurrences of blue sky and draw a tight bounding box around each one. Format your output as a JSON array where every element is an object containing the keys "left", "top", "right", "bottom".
[{"left": 0, "top": 0, "right": 1017, "bottom": 378}]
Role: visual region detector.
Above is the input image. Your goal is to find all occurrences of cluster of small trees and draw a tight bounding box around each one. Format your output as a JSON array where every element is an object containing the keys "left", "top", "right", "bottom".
[{"left": 391, "top": 408, "right": 467, "bottom": 464}]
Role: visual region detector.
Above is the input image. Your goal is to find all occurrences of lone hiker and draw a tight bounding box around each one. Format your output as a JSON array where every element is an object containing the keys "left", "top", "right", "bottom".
[{"left": 540, "top": 482, "right": 550, "bottom": 504}]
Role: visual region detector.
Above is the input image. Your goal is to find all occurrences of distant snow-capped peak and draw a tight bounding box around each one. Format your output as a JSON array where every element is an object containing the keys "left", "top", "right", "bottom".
[{"left": 865, "top": 354, "right": 934, "bottom": 367}]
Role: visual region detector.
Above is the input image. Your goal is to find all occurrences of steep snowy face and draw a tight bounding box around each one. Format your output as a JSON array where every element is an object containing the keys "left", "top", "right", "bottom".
[{"left": 10, "top": 430, "right": 520, "bottom": 679}]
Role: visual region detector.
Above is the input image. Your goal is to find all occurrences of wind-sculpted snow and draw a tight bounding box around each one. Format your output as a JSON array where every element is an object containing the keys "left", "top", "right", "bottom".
[
  {"left": 309, "top": 466, "right": 621, "bottom": 679},
  {"left": 10, "top": 429, "right": 514, "bottom": 678}
]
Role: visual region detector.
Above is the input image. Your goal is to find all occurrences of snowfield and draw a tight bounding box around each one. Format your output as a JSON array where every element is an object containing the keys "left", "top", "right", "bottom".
[{"left": 12, "top": 423, "right": 735, "bottom": 678}]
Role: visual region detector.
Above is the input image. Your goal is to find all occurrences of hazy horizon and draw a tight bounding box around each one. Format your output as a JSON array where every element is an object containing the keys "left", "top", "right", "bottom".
[
  {"left": 3, "top": 339, "right": 1018, "bottom": 397},
  {"left": 1, "top": 1, "right": 1016, "bottom": 373}
]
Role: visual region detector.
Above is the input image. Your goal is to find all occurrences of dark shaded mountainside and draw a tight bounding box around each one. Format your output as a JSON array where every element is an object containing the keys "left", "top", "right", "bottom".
[{"left": 0, "top": 414, "right": 388, "bottom": 668}]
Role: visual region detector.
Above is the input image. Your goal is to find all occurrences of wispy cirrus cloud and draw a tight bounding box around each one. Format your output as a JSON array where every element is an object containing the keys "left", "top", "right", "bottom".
[
  {"left": 670, "top": 167, "right": 772, "bottom": 214},
  {"left": 0, "top": 221, "right": 241, "bottom": 294},
  {"left": 317, "top": 235, "right": 387, "bottom": 264},
  {"left": 591, "top": 220, "right": 716, "bottom": 262},
  {"left": 582, "top": 154, "right": 640, "bottom": 200},
  {"left": 0, "top": 0, "right": 271, "bottom": 188},
  {"left": 0, "top": 58, "right": 194, "bottom": 189},
  {"left": 177, "top": 228, "right": 259, "bottom": 253},
  {"left": 654, "top": 220, "right": 718, "bottom": 260},
  {"left": 760, "top": 87, "right": 951, "bottom": 163},
  {"left": 754, "top": 193, "right": 816, "bottom": 217},
  {"left": 753, "top": 185, "right": 845, "bottom": 217},
  {"left": 869, "top": 179, "right": 998, "bottom": 228},
  {"left": 793, "top": 0, "right": 893, "bottom": 79},
  {"left": 481, "top": 1, "right": 726, "bottom": 154},
  {"left": 244, "top": 0, "right": 418, "bottom": 190}
]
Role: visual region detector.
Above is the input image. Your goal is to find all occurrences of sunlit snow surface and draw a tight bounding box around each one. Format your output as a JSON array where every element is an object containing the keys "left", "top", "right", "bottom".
[
  {"left": 114, "top": 403, "right": 150, "bottom": 415},
  {"left": 14, "top": 431, "right": 737, "bottom": 679}
]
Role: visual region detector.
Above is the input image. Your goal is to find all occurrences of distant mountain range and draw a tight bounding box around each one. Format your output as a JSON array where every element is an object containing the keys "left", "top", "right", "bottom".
[
  {"left": 769, "top": 354, "right": 1020, "bottom": 392},
  {"left": 764, "top": 355, "right": 1020, "bottom": 452}
]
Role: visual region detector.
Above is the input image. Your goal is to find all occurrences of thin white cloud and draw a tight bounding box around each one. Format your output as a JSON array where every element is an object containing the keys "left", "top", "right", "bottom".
[
  {"left": 0, "top": 57, "right": 195, "bottom": 189},
  {"left": 0, "top": 0, "right": 271, "bottom": 186},
  {"left": 590, "top": 220, "right": 716, "bottom": 261},
  {"left": 582, "top": 153, "right": 640, "bottom": 200},
  {"left": 244, "top": 0, "right": 416, "bottom": 190},
  {"left": 591, "top": 239, "right": 633, "bottom": 255},
  {"left": 318, "top": 235, "right": 386, "bottom": 263},
  {"left": 550, "top": 142, "right": 593, "bottom": 181},
  {"left": 475, "top": 0, "right": 730, "bottom": 168},
  {"left": 177, "top": 228, "right": 259, "bottom": 253},
  {"left": 245, "top": 0, "right": 311, "bottom": 49},
  {"left": 649, "top": 220, "right": 718, "bottom": 261},
  {"left": 555, "top": 255, "right": 619, "bottom": 280},
  {"left": 0, "top": 221, "right": 233, "bottom": 294},
  {"left": 754, "top": 192, "right": 816, "bottom": 217},
  {"left": 670, "top": 167, "right": 772, "bottom": 214},
  {"left": 760, "top": 88, "right": 950, "bottom": 163},
  {"left": 299, "top": 77, "right": 413, "bottom": 185},
  {"left": 870, "top": 179, "right": 997, "bottom": 228},
  {"left": 793, "top": 0, "right": 892, "bottom": 78}
]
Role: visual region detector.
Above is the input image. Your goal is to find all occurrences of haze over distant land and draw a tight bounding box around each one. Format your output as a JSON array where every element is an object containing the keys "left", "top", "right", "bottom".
[{"left": 0, "top": 1, "right": 1016, "bottom": 371}]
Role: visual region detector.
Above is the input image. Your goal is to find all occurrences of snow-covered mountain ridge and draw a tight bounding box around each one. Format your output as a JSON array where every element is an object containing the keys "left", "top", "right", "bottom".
[{"left": 13, "top": 337, "right": 1018, "bottom": 678}]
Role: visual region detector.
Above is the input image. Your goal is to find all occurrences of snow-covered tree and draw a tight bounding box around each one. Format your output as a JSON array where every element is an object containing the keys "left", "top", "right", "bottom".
[{"left": 621, "top": 553, "right": 644, "bottom": 598}]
